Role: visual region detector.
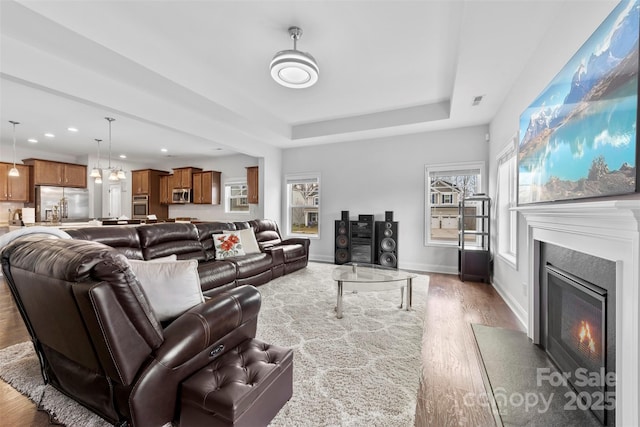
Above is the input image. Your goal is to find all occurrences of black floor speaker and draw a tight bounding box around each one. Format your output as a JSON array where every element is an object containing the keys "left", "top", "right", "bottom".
[
  {"left": 375, "top": 221, "right": 398, "bottom": 268},
  {"left": 335, "top": 218, "right": 351, "bottom": 264}
]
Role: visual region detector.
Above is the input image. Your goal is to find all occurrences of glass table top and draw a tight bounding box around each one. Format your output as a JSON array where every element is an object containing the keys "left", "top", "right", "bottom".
[{"left": 332, "top": 263, "right": 417, "bottom": 283}]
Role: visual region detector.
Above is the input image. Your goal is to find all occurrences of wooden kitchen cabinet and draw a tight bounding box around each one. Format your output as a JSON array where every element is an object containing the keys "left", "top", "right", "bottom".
[
  {"left": 193, "top": 170, "right": 221, "bottom": 204},
  {"left": 64, "top": 163, "right": 86, "bottom": 187},
  {"left": 132, "top": 170, "right": 150, "bottom": 194},
  {"left": 159, "top": 174, "right": 171, "bottom": 205},
  {"left": 172, "top": 167, "right": 202, "bottom": 189},
  {"left": 131, "top": 169, "right": 170, "bottom": 218},
  {"left": 0, "top": 162, "right": 30, "bottom": 202},
  {"left": 246, "top": 166, "right": 259, "bottom": 204},
  {"left": 132, "top": 169, "right": 170, "bottom": 196},
  {"left": 23, "top": 158, "right": 87, "bottom": 188}
]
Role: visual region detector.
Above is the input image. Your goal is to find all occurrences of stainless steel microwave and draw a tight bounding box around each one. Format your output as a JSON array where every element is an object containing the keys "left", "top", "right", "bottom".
[{"left": 172, "top": 189, "right": 191, "bottom": 203}]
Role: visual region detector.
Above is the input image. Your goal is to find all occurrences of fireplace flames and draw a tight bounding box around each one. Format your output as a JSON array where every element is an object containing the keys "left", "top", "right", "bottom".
[{"left": 578, "top": 320, "right": 596, "bottom": 354}]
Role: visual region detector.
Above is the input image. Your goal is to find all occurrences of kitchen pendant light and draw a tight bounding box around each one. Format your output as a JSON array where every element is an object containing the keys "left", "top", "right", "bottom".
[
  {"left": 8, "top": 121, "right": 20, "bottom": 177},
  {"left": 90, "top": 138, "right": 102, "bottom": 178},
  {"left": 270, "top": 26, "right": 319, "bottom": 89},
  {"left": 92, "top": 138, "right": 103, "bottom": 183},
  {"left": 105, "top": 117, "right": 124, "bottom": 181}
]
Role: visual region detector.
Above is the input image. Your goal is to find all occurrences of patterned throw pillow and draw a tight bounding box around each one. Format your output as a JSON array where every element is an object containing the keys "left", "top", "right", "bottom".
[{"left": 214, "top": 232, "right": 246, "bottom": 259}]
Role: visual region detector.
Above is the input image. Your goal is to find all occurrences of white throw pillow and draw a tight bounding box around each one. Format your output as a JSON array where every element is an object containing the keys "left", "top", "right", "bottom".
[
  {"left": 127, "top": 257, "right": 204, "bottom": 322},
  {"left": 225, "top": 228, "right": 261, "bottom": 254},
  {"left": 214, "top": 232, "right": 246, "bottom": 259},
  {"left": 147, "top": 254, "right": 178, "bottom": 262}
]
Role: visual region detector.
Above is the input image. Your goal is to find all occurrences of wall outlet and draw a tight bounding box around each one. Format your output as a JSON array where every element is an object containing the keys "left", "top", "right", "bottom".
[{"left": 522, "top": 282, "right": 528, "bottom": 296}]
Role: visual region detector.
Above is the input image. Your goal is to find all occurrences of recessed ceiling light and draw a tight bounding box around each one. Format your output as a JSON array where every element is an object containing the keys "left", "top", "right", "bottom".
[
  {"left": 161, "top": 148, "right": 168, "bottom": 152},
  {"left": 119, "top": 154, "right": 126, "bottom": 159},
  {"left": 27, "top": 138, "right": 38, "bottom": 143},
  {"left": 44, "top": 133, "right": 55, "bottom": 138},
  {"left": 67, "top": 127, "right": 78, "bottom": 132}
]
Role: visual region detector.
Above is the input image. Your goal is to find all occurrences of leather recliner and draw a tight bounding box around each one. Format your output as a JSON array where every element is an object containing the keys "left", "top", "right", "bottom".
[{"left": 1, "top": 235, "right": 262, "bottom": 427}]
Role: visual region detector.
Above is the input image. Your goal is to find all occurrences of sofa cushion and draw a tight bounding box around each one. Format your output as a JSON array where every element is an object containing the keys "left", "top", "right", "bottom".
[
  {"left": 137, "top": 223, "right": 206, "bottom": 261},
  {"left": 127, "top": 258, "right": 204, "bottom": 322},
  {"left": 66, "top": 226, "right": 144, "bottom": 260},
  {"left": 197, "top": 260, "right": 237, "bottom": 293},
  {"left": 226, "top": 253, "right": 273, "bottom": 279},
  {"left": 247, "top": 219, "right": 283, "bottom": 249},
  {"left": 278, "top": 244, "right": 307, "bottom": 262}
]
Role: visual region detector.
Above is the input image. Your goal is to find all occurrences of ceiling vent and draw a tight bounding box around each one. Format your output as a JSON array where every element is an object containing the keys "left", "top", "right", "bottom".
[{"left": 472, "top": 95, "right": 484, "bottom": 106}]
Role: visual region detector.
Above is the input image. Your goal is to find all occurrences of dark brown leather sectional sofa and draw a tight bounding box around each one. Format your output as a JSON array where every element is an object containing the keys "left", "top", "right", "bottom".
[
  {"left": 0, "top": 218, "right": 307, "bottom": 426},
  {"left": 66, "top": 218, "right": 311, "bottom": 297},
  {"left": 1, "top": 233, "right": 293, "bottom": 426}
]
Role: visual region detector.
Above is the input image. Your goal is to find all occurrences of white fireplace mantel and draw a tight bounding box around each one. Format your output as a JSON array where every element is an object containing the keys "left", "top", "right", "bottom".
[{"left": 517, "top": 199, "right": 640, "bottom": 426}]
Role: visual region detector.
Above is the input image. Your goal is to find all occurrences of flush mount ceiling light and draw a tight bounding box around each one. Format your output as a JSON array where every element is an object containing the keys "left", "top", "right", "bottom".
[{"left": 270, "top": 26, "right": 319, "bottom": 89}]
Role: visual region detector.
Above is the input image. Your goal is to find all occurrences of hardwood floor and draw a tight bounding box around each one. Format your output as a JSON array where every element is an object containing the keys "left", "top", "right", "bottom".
[
  {"left": 0, "top": 279, "right": 50, "bottom": 426},
  {"left": 414, "top": 273, "right": 523, "bottom": 427},
  {"left": 0, "top": 272, "right": 522, "bottom": 426}
]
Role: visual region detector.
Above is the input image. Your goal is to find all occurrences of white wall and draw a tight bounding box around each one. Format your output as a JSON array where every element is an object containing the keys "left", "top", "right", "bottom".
[
  {"left": 282, "top": 125, "right": 489, "bottom": 272},
  {"left": 488, "top": 1, "right": 619, "bottom": 327}
]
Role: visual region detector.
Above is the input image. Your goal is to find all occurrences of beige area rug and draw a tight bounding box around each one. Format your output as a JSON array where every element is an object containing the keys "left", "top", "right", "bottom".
[
  {"left": 0, "top": 262, "right": 429, "bottom": 426},
  {"left": 258, "top": 262, "right": 430, "bottom": 426}
]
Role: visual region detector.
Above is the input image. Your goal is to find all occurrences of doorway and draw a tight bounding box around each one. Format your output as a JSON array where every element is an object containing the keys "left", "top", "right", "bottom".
[{"left": 108, "top": 184, "right": 121, "bottom": 218}]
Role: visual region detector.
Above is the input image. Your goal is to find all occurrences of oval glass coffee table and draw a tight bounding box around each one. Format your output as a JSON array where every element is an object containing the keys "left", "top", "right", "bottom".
[{"left": 332, "top": 263, "right": 417, "bottom": 319}]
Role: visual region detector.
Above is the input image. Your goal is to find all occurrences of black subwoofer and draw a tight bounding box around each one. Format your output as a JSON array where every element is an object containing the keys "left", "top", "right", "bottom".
[{"left": 375, "top": 221, "right": 398, "bottom": 268}]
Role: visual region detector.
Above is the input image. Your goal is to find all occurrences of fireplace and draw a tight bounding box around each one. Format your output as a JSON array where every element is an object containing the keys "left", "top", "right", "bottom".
[
  {"left": 542, "top": 264, "right": 612, "bottom": 425},
  {"left": 517, "top": 200, "right": 640, "bottom": 426}
]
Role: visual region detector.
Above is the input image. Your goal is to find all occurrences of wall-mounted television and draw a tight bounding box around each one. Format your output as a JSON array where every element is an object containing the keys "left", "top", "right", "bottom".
[{"left": 518, "top": 0, "right": 639, "bottom": 205}]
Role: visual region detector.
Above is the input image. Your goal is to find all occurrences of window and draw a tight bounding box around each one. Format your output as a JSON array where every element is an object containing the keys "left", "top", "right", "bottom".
[
  {"left": 496, "top": 137, "right": 518, "bottom": 266},
  {"left": 425, "top": 162, "right": 484, "bottom": 246},
  {"left": 225, "top": 181, "right": 249, "bottom": 213},
  {"left": 286, "top": 173, "right": 320, "bottom": 237}
]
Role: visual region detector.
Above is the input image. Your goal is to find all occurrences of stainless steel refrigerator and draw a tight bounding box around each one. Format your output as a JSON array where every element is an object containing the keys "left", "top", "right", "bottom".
[{"left": 32, "top": 186, "right": 90, "bottom": 222}]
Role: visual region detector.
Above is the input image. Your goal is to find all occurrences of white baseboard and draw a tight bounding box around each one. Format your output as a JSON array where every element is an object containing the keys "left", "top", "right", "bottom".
[
  {"left": 491, "top": 277, "right": 528, "bottom": 332},
  {"left": 310, "top": 255, "right": 334, "bottom": 264}
]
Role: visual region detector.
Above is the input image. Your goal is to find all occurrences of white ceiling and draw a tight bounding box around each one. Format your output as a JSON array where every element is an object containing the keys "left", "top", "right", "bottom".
[{"left": 0, "top": 0, "right": 597, "bottom": 166}]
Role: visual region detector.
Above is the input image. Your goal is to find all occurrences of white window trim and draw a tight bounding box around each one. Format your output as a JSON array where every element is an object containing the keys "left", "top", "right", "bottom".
[
  {"left": 496, "top": 135, "right": 518, "bottom": 269},
  {"left": 284, "top": 172, "right": 321, "bottom": 239},
  {"left": 425, "top": 161, "right": 485, "bottom": 247},
  {"left": 224, "top": 177, "right": 250, "bottom": 214}
]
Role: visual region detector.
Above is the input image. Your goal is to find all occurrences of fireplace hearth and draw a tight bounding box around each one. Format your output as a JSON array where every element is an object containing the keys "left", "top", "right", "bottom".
[{"left": 542, "top": 264, "right": 612, "bottom": 425}]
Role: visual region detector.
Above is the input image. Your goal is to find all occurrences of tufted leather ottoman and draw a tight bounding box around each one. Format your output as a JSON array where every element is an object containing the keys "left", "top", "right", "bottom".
[{"left": 180, "top": 339, "right": 293, "bottom": 427}]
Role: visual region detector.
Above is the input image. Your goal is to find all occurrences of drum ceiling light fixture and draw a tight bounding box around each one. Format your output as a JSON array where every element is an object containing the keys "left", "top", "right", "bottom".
[{"left": 270, "top": 26, "right": 319, "bottom": 89}]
